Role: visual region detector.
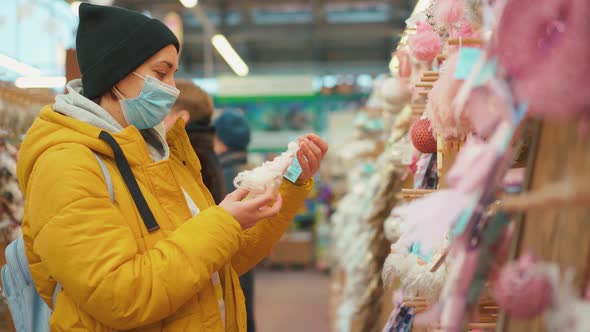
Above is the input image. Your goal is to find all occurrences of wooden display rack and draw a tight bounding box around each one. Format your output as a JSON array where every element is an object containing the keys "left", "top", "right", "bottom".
[
  {"left": 502, "top": 118, "right": 590, "bottom": 331},
  {"left": 379, "top": 43, "right": 501, "bottom": 330}
]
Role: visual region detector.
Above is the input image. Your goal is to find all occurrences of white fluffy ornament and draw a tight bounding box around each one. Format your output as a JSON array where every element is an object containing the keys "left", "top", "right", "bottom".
[{"left": 233, "top": 142, "right": 300, "bottom": 194}]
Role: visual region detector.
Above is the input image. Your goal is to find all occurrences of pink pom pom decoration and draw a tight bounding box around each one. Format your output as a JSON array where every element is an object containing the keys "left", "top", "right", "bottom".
[
  {"left": 409, "top": 22, "right": 442, "bottom": 63},
  {"left": 493, "top": 253, "right": 554, "bottom": 320},
  {"left": 425, "top": 53, "right": 473, "bottom": 139},
  {"left": 492, "top": 0, "right": 590, "bottom": 118},
  {"left": 435, "top": 0, "right": 464, "bottom": 26}
]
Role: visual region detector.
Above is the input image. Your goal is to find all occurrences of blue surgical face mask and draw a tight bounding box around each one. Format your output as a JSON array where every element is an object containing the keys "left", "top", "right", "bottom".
[{"left": 113, "top": 72, "right": 180, "bottom": 130}]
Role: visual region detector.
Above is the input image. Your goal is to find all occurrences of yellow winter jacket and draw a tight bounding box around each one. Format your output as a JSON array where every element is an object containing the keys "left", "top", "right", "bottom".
[{"left": 17, "top": 107, "right": 312, "bottom": 331}]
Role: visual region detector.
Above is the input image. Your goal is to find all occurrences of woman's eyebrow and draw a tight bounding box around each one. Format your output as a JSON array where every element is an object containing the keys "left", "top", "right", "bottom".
[{"left": 155, "top": 60, "right": 175, "bottom": 69}]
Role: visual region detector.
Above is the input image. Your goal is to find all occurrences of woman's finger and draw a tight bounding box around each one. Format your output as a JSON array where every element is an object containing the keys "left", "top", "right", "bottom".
[
  {"left": 257, "top": 194, "right": 283, "bottom": 219},
  {"left": 305, "top": 134, "right": 329, "bottom": 155},
  {"left": 297, "top": 149, "right": 312, "bottom": 179},
  {"left": 227, "top": 188, "right": 249, "bottom": 201},
  {"left": 301, "top": 142, "right": 319, "bottom": 173},
  {"left": 245, "top": 186, "right": 275, "bottom": 209},
  {"left": 304, "top": 138, "right": 323, "bottom": 160}
]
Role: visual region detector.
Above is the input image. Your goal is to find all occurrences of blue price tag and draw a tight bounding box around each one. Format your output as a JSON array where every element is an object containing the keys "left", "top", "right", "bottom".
[
  {"left": 284, "top": 157, "right": 302, "bottom": 183},
  {"left": 455, "top": 47, "right": 496, "bottom": 87}
]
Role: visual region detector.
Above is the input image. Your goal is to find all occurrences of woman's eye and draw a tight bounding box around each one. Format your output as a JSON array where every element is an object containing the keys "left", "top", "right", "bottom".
[{"left": 155, "top": 71, "right": 166, "bottom": 79}]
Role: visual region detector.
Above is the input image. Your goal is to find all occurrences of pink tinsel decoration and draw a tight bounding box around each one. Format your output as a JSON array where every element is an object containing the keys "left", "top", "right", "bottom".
[
  {"left": 425, "top": 53, "right": 473, "bottom": 139},
  {"left": 435, "top": 0, "right": 464, "bottom": 26},
  {"left": 409, "top": 22, "right": 442, "bottom": 63},
  {"left": 493, "top": 253, "right": 553, "bottom": 320},
  {"left": 492, "top": 0, "right": 590, "bottom": 118}
]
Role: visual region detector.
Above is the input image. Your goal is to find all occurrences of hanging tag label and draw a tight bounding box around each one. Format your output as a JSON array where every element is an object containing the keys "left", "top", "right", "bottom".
[
  {"left": 455, "top": 47, "right": 496, "bottom": 86},
  {"left": 284, "top": 157, "right": 302, "bottom": 183}
]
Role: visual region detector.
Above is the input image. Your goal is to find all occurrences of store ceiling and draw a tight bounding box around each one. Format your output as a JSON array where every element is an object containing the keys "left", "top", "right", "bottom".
[{"left": 112, "top": 0, "right": 413, "bottom": 77}]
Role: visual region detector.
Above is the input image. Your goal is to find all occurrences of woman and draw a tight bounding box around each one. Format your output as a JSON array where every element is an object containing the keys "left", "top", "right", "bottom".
[{"left": 16, "top": 3, "right": 327, "bottom": 331}]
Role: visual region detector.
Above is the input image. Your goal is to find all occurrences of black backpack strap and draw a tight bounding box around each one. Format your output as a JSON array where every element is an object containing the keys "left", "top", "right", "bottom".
[{"left": 98, "top": 131, "right": 160, "bottom": 232}]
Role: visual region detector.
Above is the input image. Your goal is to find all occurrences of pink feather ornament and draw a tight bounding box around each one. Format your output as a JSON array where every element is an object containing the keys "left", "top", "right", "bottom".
[
  {"left": 409, "top": 22, "right": 442, "bottom": 63},
  {"left": 435, "top": 0, "right": 464, "bottom": 26},
  {"left": 395, "top": 190, "right": 472, "bottom": 254},
  {"left": 493, "top": 253, "right": 554, "bottom": 320},
  {"left": 464, "top": 86, "right": 512, "bottom": 138},
  {"left": 446, "top": 137, "right": 499, "bottom": 193},
  {"left": 492, "top": 0, "right": 590, "bottom": 118},
  {"left": 425, "top": 53, "right": 474, "bottom": 139}
]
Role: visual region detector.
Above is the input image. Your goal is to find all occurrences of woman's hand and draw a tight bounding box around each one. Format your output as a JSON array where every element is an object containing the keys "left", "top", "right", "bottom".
[
  {"left": 219, "top": 186, "right": 283, "bottom": 230},
  {"left": 297, "top": 134, "right": 329, "bottom": 181}
]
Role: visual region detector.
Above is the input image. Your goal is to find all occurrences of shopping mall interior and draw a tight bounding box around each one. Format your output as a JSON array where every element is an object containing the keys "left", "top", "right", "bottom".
[{"left": 0, "top": 0, "right": 589, "bottom": 331}]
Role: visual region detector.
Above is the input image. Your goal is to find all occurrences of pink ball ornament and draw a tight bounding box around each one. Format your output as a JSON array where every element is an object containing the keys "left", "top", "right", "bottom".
[
  {"left": 411, "top": 118, "right": 437, "bottom": 153},
  {"left": 493, "top": 253, "right": 553, "bottom": 320}
]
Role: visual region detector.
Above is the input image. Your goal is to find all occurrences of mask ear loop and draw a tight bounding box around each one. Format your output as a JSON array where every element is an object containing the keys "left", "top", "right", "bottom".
[
  {"left": 112, "top": 86, "right": 126, "bottom": 100},
  {"left": 136, "top": 72, "right": 180, "bottom": 96},
  {"left": 132, "top": 72, "right": 145, "bottom": 80}
]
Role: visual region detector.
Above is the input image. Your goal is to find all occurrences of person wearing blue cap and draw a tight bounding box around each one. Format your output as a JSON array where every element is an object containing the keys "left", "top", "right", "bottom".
[{"left": 213, "top": 109, "right": 256, "bottom": 332}]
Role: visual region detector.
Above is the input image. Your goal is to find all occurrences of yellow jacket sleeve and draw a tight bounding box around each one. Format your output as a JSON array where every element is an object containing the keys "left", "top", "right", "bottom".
[
  {"left": 27, "top": 148, "right": 244, "bottom": 330},
  {"left": 231, "top": 179, "right": 313, "bottom": 276}
]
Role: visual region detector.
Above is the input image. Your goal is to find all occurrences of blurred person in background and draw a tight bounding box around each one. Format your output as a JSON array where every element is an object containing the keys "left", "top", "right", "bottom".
[
  {"left": 213, "top": 110, "right": 256, "bottom": 332},
  {"left": 164, "top": 80, "right": 225, "bottom": 204},
  {"left": 15, "top": 3, "right": 327, "bottom": 331}
]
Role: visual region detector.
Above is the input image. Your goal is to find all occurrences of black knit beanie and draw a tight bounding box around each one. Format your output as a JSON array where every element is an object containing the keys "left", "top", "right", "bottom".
[{"left": 76, "top": 3, "right": 180, "bottom": 100}]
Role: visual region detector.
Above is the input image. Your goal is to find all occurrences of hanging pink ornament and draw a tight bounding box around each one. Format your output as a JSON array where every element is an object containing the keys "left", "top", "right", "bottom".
[
  {"left": 435, "top": 0, "right": 464, "bottom": 26},
  {"left": 411, "top": 118, "right": 437, "bottom": 153},
  {"left": 396, "top": 50, "right": 412, "bottom": 78},
  {"left": 409, "top": 22, "right": 442, "bottom": 63},
  {"left": 492, "top": 0, "right": 590, "bottom": 118},
  {"left": 493, "top": 253, "right": 554, "bottom": 320},
  {"left": 425, "top": 53, "right": 473, "bottom": 139}
]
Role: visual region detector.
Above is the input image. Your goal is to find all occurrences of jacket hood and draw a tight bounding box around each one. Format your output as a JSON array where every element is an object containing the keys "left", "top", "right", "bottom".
[
  {"left": 54, "top": 79, "right": 123, "bottom": 133},
  {"left": 17, "top": 80, "right": 172, "bottom": 192}
]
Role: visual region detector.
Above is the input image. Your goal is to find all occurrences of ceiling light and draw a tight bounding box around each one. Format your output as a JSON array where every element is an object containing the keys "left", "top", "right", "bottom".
[
  {"left": 15, "top": 76, "right": 66, "bottom": 89},
  {"left": 0, "top": 54, "right": 42, "bottom": 76},
  {"left": 211, "top": 34, "right": 249, "bottom": 77},
  {"left": 179, "top": 0, "right": 198, "bottom": 8},
  {"left": 71, "top": 1, "right": 82, "bottom": 16}
]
